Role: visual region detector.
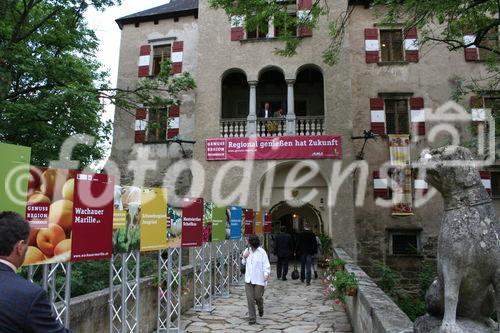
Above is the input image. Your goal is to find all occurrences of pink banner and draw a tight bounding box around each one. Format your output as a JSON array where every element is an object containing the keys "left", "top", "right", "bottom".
[{"left": 206, "top": 135, "right": 341, "bottom": 161}]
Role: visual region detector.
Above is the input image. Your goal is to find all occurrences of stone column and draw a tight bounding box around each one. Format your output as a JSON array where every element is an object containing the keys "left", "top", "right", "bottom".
[
  {"left": 285, "top": 79, "right": 296, "bottom": 135},
  {"left": 247, "top": 80, "right": 258, "bottom": 136}
]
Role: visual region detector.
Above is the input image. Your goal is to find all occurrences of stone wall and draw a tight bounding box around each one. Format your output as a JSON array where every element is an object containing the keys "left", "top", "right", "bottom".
[
  {"left": 334, "top": 248, "right": 413, "bottom": 333},
  {"left": 68, "top": 265, "right": 195, "bottom": 333}
]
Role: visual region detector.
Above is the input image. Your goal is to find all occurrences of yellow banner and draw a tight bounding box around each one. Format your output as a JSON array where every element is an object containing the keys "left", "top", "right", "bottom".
[
  {"left": 140, "top": 188, "right": 167, "bottom": 251},
  {"left": 254, "top": 211, "right": 263, "bottom": 235}
]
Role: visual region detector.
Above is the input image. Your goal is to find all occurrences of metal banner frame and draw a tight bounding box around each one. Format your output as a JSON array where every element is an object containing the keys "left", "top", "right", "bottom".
[
  {"left": 229, "top": 240, "right": 238, "bottom": 285},
  {"left": 213, "top": 241, "right": 229, "bottom": 298},
  {"left": 157, "top": 247, "right": 182, "bottom": 333},
  {"left": 222, "top": 240, "right": 230, "bottom": 296},
  {"left": 109, "top": 251, "right": 140, "bottom": 333},
  {"left": 193, "top": 242, "right": 214, "bottom": 312},
  {"left": 44, "top": 262, "right": 71, "bottom": 328}
]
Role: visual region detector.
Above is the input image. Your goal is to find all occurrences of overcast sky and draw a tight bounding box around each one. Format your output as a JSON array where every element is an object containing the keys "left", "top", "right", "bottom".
[{"left": 85, "top": 0, "right": 170, "bottom": 122}]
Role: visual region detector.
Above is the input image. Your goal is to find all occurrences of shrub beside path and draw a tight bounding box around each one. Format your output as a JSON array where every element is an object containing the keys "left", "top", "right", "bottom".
[{"left": 182, "top": 269, "right": 353, "bottom": 333}]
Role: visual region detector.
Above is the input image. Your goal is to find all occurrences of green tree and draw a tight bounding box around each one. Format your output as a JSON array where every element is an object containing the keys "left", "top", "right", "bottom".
[{"left": 0, "top": 0, "right": 195, "bottom": 168}]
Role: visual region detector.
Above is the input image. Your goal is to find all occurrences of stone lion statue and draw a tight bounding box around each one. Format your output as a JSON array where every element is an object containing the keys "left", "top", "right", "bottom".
[{"left": 415, "top": 146, "right": 499, "bottom": 333}]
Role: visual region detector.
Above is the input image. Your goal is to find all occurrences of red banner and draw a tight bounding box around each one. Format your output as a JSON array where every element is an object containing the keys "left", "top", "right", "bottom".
[
  {"left": 181, "top": 198, "right": 204, "bottom": 247},
  {"left": 244, "top": 209, "right": 254, "bottom": 236},
  {"left": 264, "top": 212, "right": 272, "bottom": 234},
  {"left": 206, "top": 135, "right": 341, "bottom": 161},
  {"left": 71, "top": 173, "right": 114, "bottom": 262}
]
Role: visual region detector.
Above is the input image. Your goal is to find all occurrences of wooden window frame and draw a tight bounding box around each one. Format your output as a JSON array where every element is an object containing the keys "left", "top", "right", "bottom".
[
  {"left": 146, "top": 108, "right": 168, "bottom": 143},
  {"left": 152, "top": 44, "right": 171, "bottom": 77},
  {"left": 380, "top": 29, "right": 404, "bottom": 62},
  {"left": 385, "top": 98, "right": 410, "bottom": 135}
]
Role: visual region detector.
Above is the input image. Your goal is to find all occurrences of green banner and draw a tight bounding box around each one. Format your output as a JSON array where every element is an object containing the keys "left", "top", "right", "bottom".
[
  {"left": 0, "top": 143, "right": 31, "bottom": 216},
  {"left": 211, "top": 205, "right": 227, "bottom": 242}
]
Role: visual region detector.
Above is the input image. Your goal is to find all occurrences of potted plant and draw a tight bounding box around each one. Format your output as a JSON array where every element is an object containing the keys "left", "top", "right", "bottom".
[
  {"left": 330, "top": 258, "right": 346, "bottom": 272},
  {"left": 317, "top": 234, "right": 332, "bottom": 268},
  {"left": 330, "top": 270, "right": 358, "bottom": 304}
]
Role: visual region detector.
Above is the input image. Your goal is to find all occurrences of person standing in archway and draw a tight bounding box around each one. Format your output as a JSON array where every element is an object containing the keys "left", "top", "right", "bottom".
[
  {"left": 296, "top": 223, "right": 318, "bottom": 286},
  {"left": 242, "top": 235, "right": 271, "bottom": 325},
  {"left": 274, "top": 225, "right": 293, "bottom": 281},
  {"left": 258, "top": 101, "right": 272, "bottom": 118}
]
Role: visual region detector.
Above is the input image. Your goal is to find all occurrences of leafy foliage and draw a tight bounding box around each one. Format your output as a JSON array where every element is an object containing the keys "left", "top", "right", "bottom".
[
  {"left": 209, "top": 0, "right": 324, "bottom": 58},
  {"left": 326, "top": 269, "right": 358, "bottom": 304},
  {"left": 374, "top": 261, "right": 436, "bottom": 321},
  {"left": 318, "top": 233, "right": 332, "bottom": 257},
  {"left": 1, "top": 0, "right": 195, "bottom": 167}
]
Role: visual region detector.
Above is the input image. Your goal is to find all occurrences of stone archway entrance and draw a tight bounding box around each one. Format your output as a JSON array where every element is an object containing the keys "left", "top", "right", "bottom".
[{"left": 269, "top": 201, "right": 324, "bottom": 235}]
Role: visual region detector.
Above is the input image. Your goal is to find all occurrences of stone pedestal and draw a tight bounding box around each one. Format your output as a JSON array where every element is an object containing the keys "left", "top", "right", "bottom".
[{"left": 414, "top": 312, "right": 497, "bottom": 332}]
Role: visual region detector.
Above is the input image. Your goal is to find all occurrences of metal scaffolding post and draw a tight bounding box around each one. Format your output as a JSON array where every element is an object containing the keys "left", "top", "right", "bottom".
[
  {"left": 212, "top": 242, "right": 225, "bottom": 297},
  {"left": 109, "top": 251, "right": 140, "bottom": 333},
  {"left": 45, "top": 262, "right": 71, "bottom": 328},
  {"left": 157, "top": 247, "right": 182, "bottom": 333},
  {"left": 27, "top": 264, "right": 40, "bottom": 283},
  {"left": 221, "top": 240, "right": 230, "bottom": 297},
  {"left": 229, "top": 240, "right": 237, "bottom": 285},
  {"left": 193, "top": 242, "right": 214, "bottom": 312}
]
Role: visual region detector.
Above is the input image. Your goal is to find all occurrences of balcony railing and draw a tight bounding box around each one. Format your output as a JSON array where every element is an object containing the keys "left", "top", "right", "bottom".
[
  {"left": 257, "top": 117, "right": 286, "bottom": 137},
  {"left": 296, "top": 116, "right": 325, "bottom": 136},
  {"left": 220, "top": 118, "right": 247, "bottom": 137},
  {"left": 220, "top": 116, "right": 324, "bottom": 138}
]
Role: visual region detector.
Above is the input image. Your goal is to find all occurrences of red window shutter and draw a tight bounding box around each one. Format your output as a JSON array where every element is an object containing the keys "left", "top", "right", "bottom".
[
  {"left": 231, "top": 27, "right": 244, "bottom": 41},
  {"left": 135, "top": 108, "right": 147, "bottom": 143},
  {"left": 373, "top": 171, "right": 389, "bottom": 198},
  {"left": 413, "top": 172, "right": 428, "bottom": 196},
  {"left": 167, "top": 105, "right": 180, "bottom": 139},
  {"left": 171, "top": 41, "right": 183, "bottom": 74},
  {"left": 138, "top": 45, "right": 151, "bottom": 77},
  {"left": 470, "top": 96, "right": 484, "bottom": 108},
  {"left": 297, "top": 0, "right": 313, "bottom": 37},
  {"left": 470, "top": 96, "right": 487, "bottom": 123},
  {"left": 404, "top": 27, "right": 419, "bottom": 63},
  {"left": 480, "top": 171, "right": 491, "bottom": 195},
  {"left": 410, "top": 97, "right": 425, "bottom": 136},
  {"left": 298, "top": 26, "right": 313, "bottom": 37},
  {"left": 365, "top": 28, "right": 379, "bottom": 63},
  {"left": 409, "top": 97, "right": 424, "bottom": 109},
  {"left": 169, "top": 105, "right": 180, "bottom": 117},
  {"left": 465, "top": 48, "right": 479, "bottom": 61},
  {"left": 298, "top": 0, "right": 312, "bottom": 10},
  {"left": 370, "top": 98, "right": 385, "bottom": 135}
]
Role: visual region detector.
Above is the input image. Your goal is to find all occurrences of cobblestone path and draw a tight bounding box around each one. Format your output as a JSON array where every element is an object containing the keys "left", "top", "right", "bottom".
[{"left": 182, "top": 271, "right": 353, "bottom": 333}]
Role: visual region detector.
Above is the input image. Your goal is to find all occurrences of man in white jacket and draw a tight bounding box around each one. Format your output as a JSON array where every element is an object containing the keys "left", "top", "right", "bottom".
[{"left": 242, "top": 235, "right": 271, "bottom": 325}]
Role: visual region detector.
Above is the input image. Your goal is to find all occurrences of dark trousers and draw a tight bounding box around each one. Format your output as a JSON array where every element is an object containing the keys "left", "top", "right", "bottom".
[
  {"left": 300, "top": 254, "right": 313, "bottom": 283},
  {"left": 276, "top": 256, "right": 289, "bottom": 279},
  {"left": 245, "top": 283, "right": 265, "bottom": 321}
]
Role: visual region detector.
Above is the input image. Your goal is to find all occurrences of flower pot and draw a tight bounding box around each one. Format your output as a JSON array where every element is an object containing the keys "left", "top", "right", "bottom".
[
  {"left": 335, "top": 264, "right": 344, "bottom": 272},
  {"left": 346, "top": 286, "right": 357, "bottom": 297}
]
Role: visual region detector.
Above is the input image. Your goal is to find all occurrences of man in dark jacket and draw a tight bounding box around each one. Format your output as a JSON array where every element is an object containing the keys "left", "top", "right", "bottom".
[
  {"left": 273, "top": 226, "right": 293, "bottom": 280},
  {"left": 296, "top": 223, "right": 318, "bottom": 286},
  {"left": 0, "top": 211, "right": 71, "bottom": 333}
]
